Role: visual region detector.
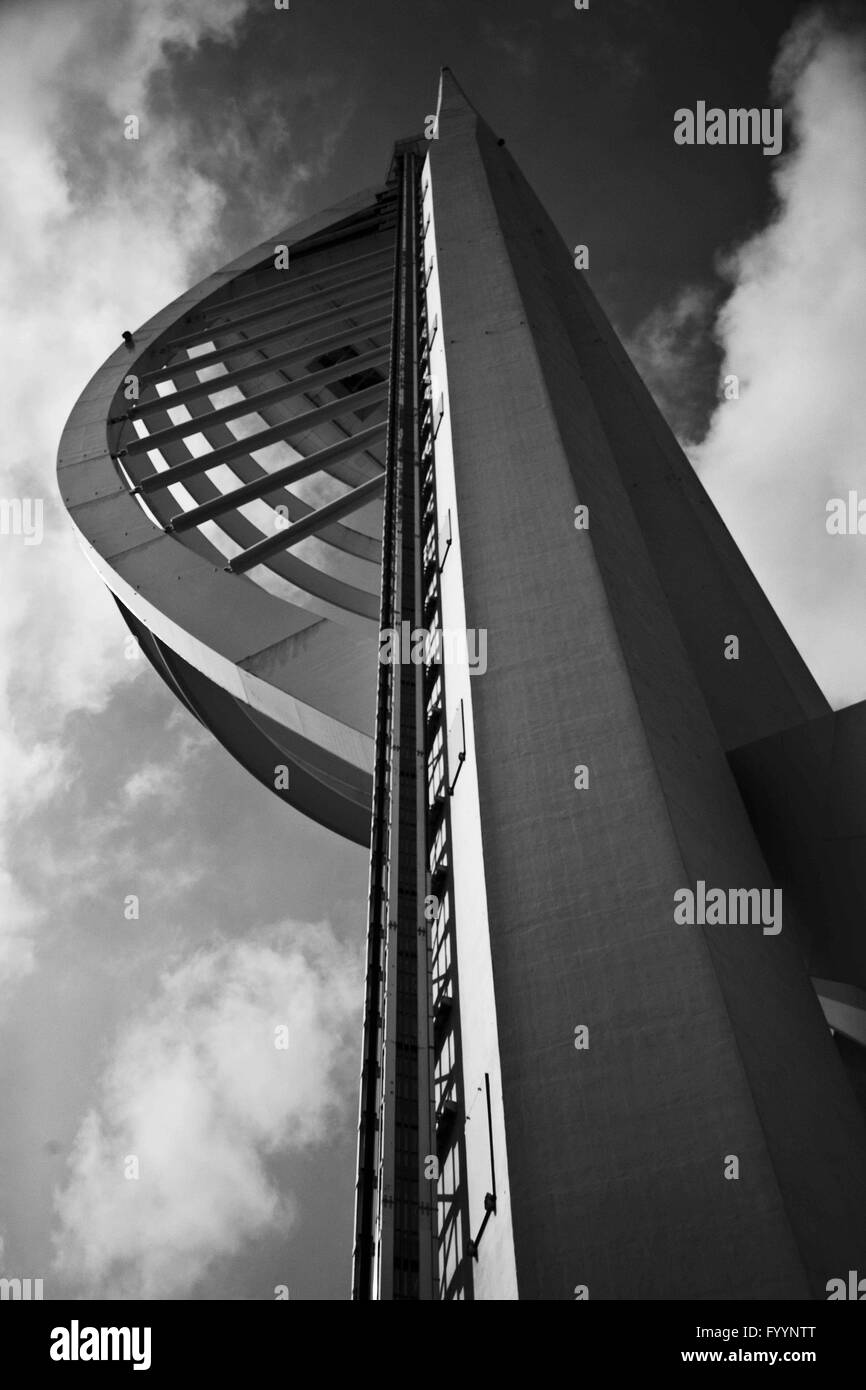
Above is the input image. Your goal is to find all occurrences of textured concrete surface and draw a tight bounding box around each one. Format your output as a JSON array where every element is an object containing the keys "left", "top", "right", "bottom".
[{"left": 427, "top": 69, "right": 866, "bottom": 1300}]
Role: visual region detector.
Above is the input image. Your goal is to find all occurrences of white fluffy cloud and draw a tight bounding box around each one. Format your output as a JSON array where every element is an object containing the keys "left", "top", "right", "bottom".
[
  {"left": 52, "top": 921, "right": 360, "bottom": 1297},
  {"left": 0, "top": 0, "right": 256, "bottom": 991},
  {"left": 0, "top": 870, "right": 38, "bottom": 1002},
  {"left": 690, "top": 9, "right": 866, "bottom": 708}
]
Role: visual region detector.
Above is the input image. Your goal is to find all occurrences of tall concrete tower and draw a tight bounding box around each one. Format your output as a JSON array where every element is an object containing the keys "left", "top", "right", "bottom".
[{"left": 58, "top": 71, "right": 866, "bottom": 1301}]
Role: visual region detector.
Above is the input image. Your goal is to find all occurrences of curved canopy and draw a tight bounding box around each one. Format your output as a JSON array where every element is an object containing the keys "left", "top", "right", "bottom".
[{"left": 57, "top": 185, "right": 399, "bottom": 844}]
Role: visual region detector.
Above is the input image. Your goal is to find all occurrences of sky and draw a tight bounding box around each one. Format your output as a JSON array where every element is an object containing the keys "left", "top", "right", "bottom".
[{"left": 0, "top": 0, "right": 864, "bottom": 1300}]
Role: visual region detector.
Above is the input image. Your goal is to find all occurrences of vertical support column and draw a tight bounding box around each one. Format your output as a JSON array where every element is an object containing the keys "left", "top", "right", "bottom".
[
  {"left": 352, "top": 148, "right": 434, "bottom": 1301},
  {"left": 351, "top": 164, "right": 403, "bottom": 1303},
  {"left": 409, "top": 160, "right": 439, "bottom": 1302},
  {"left": 416, "top": 263, "right": 474, "bottom": 1300}
]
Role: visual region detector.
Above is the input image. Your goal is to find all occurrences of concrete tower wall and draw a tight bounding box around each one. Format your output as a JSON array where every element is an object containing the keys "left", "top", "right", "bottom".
[{"left": 425, "top": 71, "right": 866, "bottom": 1299}]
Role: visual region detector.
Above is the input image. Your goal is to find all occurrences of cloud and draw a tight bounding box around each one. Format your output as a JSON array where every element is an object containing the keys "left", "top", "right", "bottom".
[
  {"left": 121, "top": 724, "right": 208, "bottom": 808},
  {"left": 0, "top": 869, "right": 38, "bottom": 998},
  {"left": 0, "top": 1, "right": 357, "bottom": 999},
  {"left": 123, "top": 764, "right": 180, "bottom": 807},
  {"left": 626, "top": 284, "right": 718, "bottom": 445},
  {"left": 630, "top": 7, "right": 866, "bottom": 709},
  {"left": 52, "top": 920, "right": 361, "bottom": 1298},
  {"left": 0, "top": 0, "right": 267, "bottom": 995},
  {"left": 3, "top": 700, "right": 215, "bottom": 946}
]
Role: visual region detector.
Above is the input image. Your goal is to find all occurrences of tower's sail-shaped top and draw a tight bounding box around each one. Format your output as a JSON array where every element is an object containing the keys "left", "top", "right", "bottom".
[{"left": 58, "top": 184, "right": 399, "bottom": 842}]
